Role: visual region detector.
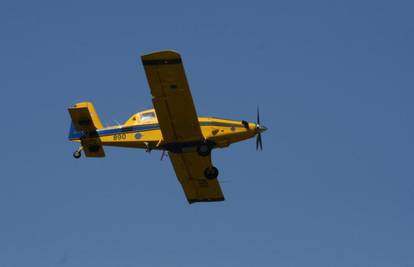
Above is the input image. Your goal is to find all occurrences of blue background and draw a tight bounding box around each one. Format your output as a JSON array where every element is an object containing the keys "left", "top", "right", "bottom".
[{"left": 1, "top": 1, "right": 413, "bottom": 266}]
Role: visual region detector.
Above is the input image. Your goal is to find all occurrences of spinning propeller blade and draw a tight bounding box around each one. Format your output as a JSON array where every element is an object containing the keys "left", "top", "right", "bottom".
[{"left": 255, "top": 106, "right": 266, "bottom": 151}]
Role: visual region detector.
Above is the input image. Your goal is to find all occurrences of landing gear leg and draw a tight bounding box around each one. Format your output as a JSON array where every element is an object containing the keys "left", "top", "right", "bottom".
[
  {"left": 144, "top": 142, "right": 152, "bottom": 153},
  {"left": 73, "top": 146, "right": 83, "bottom": 159}
]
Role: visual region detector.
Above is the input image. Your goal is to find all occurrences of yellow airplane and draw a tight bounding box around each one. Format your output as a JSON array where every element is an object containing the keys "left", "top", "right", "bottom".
[{"left": 68, "top": 50, "right": 267, "bottom": 204}]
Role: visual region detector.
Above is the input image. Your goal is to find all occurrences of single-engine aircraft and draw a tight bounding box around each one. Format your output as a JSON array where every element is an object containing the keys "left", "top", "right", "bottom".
[{"left": 68, "top": 50, "right": 267, "bottom": 204}]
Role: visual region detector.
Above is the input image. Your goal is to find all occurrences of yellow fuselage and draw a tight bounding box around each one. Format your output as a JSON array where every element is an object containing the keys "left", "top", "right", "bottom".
[{"left": 70, "top": 109, "right": 257, "bottom": 152}]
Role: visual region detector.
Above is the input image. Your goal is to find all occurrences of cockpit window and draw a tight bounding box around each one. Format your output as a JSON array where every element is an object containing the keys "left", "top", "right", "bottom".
[{"left": 140, "top": 112, "right": 156, "bottom": 122}]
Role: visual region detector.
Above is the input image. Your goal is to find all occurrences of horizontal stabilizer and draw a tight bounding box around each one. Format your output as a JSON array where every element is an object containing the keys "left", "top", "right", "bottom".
[{"left": 82, "top": 138, "right": 105, "bottom": 157}]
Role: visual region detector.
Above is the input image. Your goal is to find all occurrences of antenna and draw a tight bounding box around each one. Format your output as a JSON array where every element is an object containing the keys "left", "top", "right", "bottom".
[{"left": 113, "top": 119, "right": 122, "bottom": 128}]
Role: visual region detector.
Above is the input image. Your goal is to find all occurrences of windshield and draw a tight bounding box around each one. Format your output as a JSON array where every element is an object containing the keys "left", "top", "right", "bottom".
[{"left": 140, "top": 112, "right": 156, "bottom": 122}]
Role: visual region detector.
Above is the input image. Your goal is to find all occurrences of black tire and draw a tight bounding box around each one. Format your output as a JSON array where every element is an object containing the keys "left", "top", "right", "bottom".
[
  {"left": 204, "top": 166, "right": 219, "bottom": 180},
  {"left": 73, "top": 150, "right": 81, "bottom": 159},
  {"left": 197, "top": 144, "right": 211, "bottom": 157}
]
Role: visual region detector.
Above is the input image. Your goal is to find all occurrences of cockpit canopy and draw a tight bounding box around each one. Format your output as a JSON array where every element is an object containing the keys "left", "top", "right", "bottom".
[
  {"left": 124, "top": 109, "right": 158, "bottom": 126},
  {"left": 140, "top": 111, "right": 156, "bottom": 122}
]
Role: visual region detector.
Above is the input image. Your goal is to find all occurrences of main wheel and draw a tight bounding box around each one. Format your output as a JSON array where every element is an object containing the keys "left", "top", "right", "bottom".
[
  {"left": 73, "top": 150, "right": 81, "bottom": 159},
  {"left": 204, "top": 166, "right": 219, "bottom": 180},
  {"left": 197, "top": 144, "right": 211, "bottom": 157}
]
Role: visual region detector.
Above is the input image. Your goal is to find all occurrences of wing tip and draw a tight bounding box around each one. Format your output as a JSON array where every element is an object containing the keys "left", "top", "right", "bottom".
[
  {"left": 141, "top": 50, "right": 181, "bottom": 58},
  {"left": 188, "top": 197, "right": 225, "bottom": 204},
  {"left": 141, "top": 50, "right": 182, "bottom": 65}
]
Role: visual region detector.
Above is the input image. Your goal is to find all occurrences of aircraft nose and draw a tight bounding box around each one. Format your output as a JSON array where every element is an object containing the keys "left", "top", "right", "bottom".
[
  {"left": 256, "top": 124, "right": 268, "bottom": 133},
  {"left": 260, "top": 125, "right": 268, "bottom": 132}
]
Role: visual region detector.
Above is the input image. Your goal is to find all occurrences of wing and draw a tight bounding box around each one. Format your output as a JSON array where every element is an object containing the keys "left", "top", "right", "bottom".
[
  {"left": 169, "top": 152, "right": 225, "bottom": 204},
  {"left": 141, "top": 50, "right": 203, "bottom": 142}
]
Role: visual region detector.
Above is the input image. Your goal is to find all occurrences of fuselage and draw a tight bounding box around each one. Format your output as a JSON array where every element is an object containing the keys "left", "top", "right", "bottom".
[{"left": 69, "top": 109, "right": 258, "bottom": 152}]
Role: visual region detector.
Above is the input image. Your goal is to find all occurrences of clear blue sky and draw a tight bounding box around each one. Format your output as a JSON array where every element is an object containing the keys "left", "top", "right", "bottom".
[{"left": 1, "top": 0, "right": 413, "bottom": 266}]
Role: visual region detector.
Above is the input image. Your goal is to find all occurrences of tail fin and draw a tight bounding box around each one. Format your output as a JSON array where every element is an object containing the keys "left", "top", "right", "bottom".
[
  {"left": 68, "top": 102, "right": 103, "bottom": 132},
  {"left": 68, "top": 102, "right": 105, "bottom": 157}
]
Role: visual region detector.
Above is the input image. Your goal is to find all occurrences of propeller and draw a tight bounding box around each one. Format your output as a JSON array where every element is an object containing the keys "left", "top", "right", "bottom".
[{"left": 255, "top": 106, "right": 267, "bottom": 151}]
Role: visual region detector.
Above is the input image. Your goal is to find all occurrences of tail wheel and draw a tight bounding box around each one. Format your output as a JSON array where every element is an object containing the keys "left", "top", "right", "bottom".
[
  {"left": 204, "top": 166, "right": 219, "bottom": 180},
  {"left": 197, "top": 144, "right": 211, "bottom": 157},
  {"left": 73, "top": 150, "right": 81, "bottom": 159}
]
